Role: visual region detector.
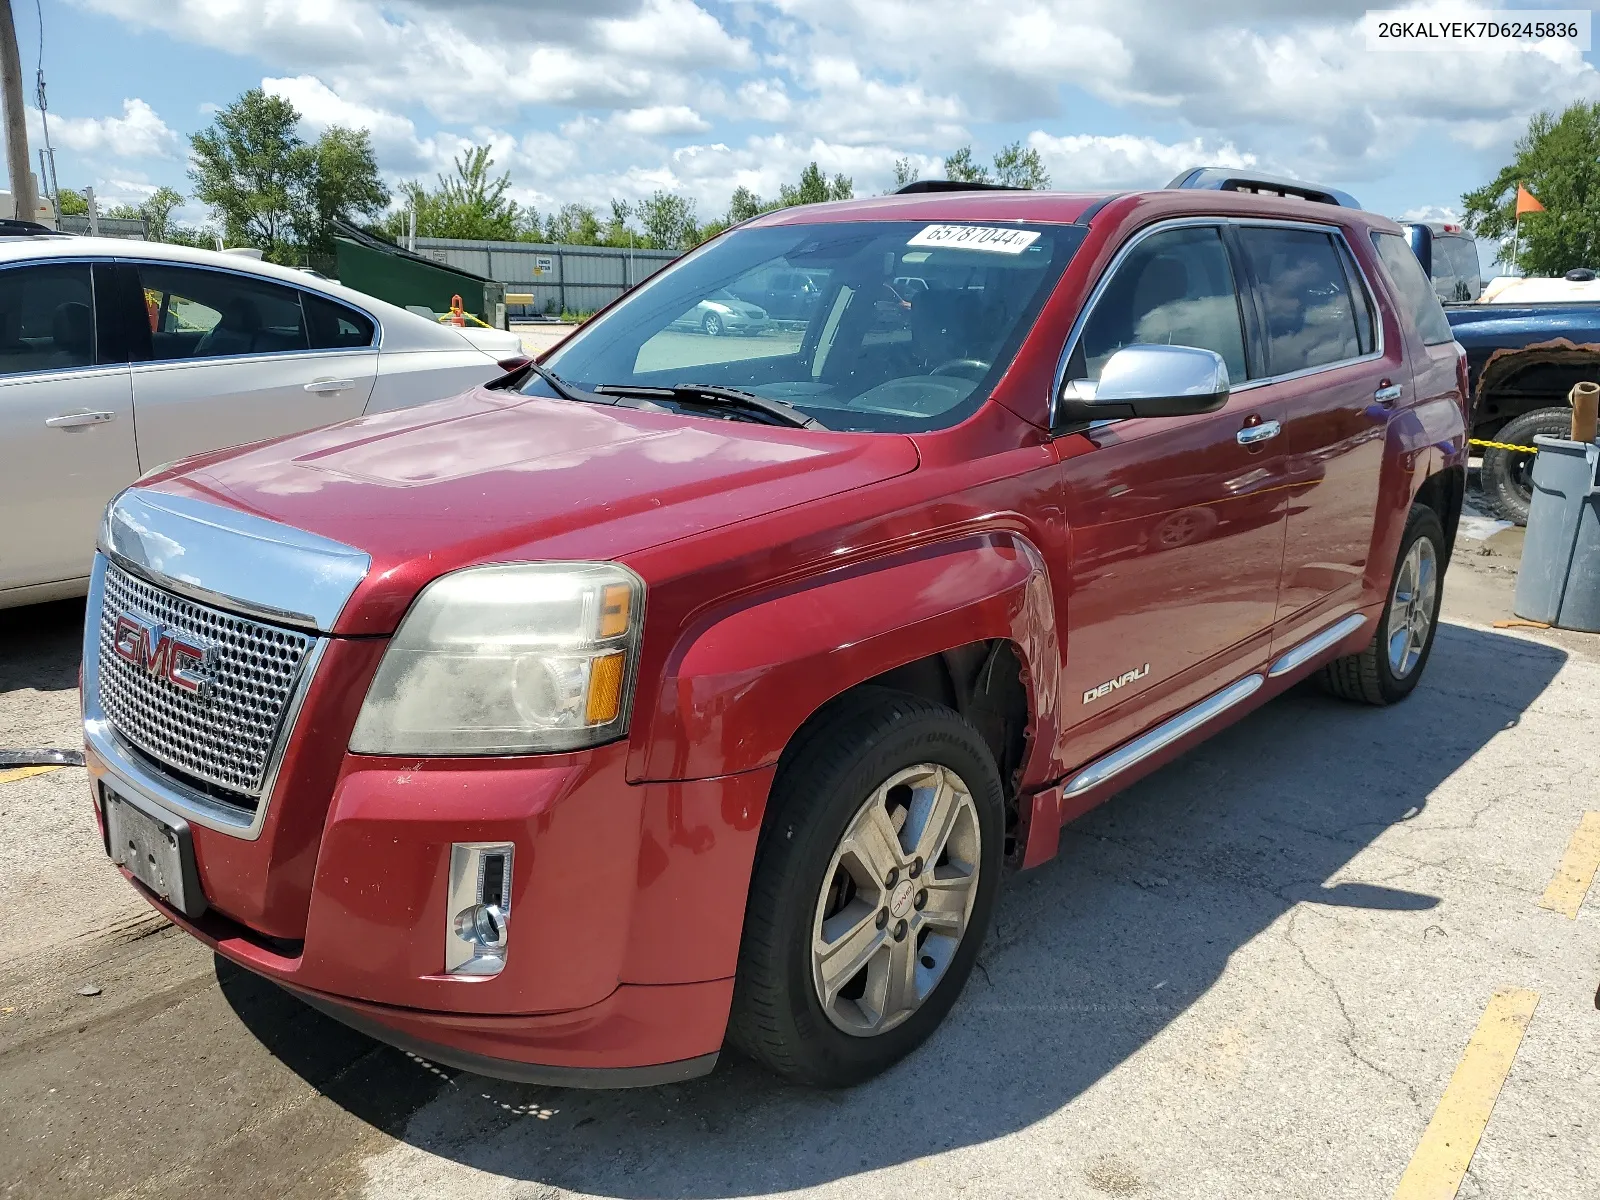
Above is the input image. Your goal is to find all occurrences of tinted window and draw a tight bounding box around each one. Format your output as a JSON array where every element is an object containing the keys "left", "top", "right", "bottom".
[
  {"left": 303, "top": 292, "right": 376, "bottom": 349},
  {"left": 536, "top": 220, "right": 1084, "bottom": 433},
  {"left": 1436, "top": 236, "right": 1480, "bottom": 302},
  {"left": 1371, "top": 232, "right": 1455, "bottom": 345},
  {"left": 135, "top": 264, "right": 310, "bottom": 362},
  {"left": 1078, "top": 225, "right": 1247, "bottom": 383},
  {"left": 0, "top": 263, "right": 95, "bottom": 375},
  {"left": 1238, "top": 227, "right": 1363, "bottom": 374},
  {"left": 1337, "top": 240, "right": 1376, "bottom": 355}
]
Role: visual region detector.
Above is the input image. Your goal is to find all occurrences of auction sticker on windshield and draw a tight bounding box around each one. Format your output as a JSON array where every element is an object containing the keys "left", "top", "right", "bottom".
[{"left": 906, "top": 225, "right": 1042, "bottom": 254}]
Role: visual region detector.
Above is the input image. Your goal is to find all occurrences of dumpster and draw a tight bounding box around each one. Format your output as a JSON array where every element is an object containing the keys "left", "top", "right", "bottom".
[{"left": 1513, "top": 435, "right": 1600, "bottom": 632}]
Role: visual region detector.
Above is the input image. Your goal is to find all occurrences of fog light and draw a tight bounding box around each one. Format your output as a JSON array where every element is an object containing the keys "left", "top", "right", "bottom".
[{"left": 445, "top": 842, "right": 514, "bottom": 976}]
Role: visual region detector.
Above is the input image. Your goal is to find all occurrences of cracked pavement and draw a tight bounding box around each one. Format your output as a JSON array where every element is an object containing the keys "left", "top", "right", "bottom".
[{"left": 2, "top": 535, "right": 1598, "bottom": 1199}]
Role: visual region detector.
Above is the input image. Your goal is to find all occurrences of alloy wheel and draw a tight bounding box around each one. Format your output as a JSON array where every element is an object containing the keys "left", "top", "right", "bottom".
[
  {"left": 1386, "top": 536, "right": 1438, "bottom": 679},
  {"left": 810, "top": 763, "right": 982, "bottom": 1037}
]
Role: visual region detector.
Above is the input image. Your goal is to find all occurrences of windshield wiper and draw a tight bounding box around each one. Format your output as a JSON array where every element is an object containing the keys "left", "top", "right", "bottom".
[
  {"left": 524, "top": 363, "right": 670, "bottom": 412},
  {"left": 593, "top": 383, "right": 825, "bottom": 430}
]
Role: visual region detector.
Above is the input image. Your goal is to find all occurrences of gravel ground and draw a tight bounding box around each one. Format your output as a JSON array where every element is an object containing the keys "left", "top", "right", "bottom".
[{"left": 1, "top": 523, "right": 1596, "bottom": 1200}]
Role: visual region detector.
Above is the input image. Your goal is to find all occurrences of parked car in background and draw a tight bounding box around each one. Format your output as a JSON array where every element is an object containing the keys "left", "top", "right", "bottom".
[
  {"left": 1401, "top": 221, "right": 1483, "bottom": 303},
  {"left": 0, "top": 235, "right": 526, "bottom": 610},
  {"left": 82, "top": 176, "right": 1466, "bottom": 1089},
  {"left": 1444, "top": 266, "right": 1600, "bottom": 523},
  {"left": 669, "top": 288, "right": 771, "bottom": 336},
  {"left": 730, "top": 266, "right": 827, "bottom": 321}
]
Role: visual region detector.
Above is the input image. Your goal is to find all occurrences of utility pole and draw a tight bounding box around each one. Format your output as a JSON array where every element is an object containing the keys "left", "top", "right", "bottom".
[{"left": 0, "top": 0, "right": 36, "bottom": 222}]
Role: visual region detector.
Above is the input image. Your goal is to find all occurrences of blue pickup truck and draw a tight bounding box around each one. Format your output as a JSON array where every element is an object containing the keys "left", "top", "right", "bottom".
[{"left": 1402, "top": 221, "right": 1600, "bottom": 523}]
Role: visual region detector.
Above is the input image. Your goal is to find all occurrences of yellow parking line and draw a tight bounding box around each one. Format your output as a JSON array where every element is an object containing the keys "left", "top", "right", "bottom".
[
  {"left": 1538, "top": 812, "right": 1600, "bottom": 919},
  {"left": 0, "top": 764, "right": 65, "bottom": 785},
  {"left": 1392, "top": 988, "right": 1540, "bottom": 1200}
]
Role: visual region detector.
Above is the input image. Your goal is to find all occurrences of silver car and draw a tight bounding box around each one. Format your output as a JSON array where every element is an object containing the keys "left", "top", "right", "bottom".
[
  {"left": 0, "top": 235, "right": 524, "bottom": 609},
  {"left": 669, "top": 288, "right": 770, "bottom": 336}
]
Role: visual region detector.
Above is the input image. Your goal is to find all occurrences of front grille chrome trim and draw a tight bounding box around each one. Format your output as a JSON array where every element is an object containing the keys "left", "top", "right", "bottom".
[
  {"left": 101, "top": 488, "right": 370, "bottom": 634},
  {"left": 83, "top": 553, "right": 329, "bottom": 841}
]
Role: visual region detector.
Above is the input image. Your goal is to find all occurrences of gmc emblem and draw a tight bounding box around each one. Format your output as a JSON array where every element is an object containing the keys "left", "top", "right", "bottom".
[{"left": 111, "top": 613, "right": 217, "bottom": 696}]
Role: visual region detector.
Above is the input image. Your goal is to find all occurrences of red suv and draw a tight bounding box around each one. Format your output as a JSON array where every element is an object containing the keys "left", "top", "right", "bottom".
[{"left": 83, "top": 177, "right": 1468, "bottom": 1088}]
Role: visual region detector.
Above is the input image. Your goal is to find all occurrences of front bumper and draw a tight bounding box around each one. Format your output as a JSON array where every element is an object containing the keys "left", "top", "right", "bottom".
[{"left": 88, "top": 734, "right": 775, "bottom": 1079}]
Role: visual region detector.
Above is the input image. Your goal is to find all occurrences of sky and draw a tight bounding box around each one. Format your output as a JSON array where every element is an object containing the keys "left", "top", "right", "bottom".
[{"left": 23, "top": 0, "right": 1600, "bottom": 253}]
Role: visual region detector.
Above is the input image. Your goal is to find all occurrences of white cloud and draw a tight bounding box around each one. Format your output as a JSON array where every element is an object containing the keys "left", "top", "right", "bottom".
[
  {"left": 1027, "top": 132, "right": 1256, "bottom": 190},
  {"left": 612, "top": 105, "right": 712, "bottom": 136},
  {"left": 29, "top": 98, "right": 179, "bottom": 159}
]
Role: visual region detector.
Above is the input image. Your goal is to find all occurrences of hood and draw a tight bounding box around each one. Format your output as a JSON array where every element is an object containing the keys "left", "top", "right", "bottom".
[{"left": 146, "top": 389, "right": 919, "bottom": 635}]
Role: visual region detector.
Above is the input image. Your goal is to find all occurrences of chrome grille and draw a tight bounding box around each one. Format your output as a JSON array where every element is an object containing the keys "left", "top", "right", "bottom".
[{"left": 97, "top": 563, "right": 316, "bottom": 800}]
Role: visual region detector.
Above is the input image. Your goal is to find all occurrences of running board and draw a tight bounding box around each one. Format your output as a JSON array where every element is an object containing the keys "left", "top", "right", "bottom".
[
  {"left": 1063, "top": 675, "right": 1263, "bottom": 799},
  {"left": 1267, "top": 612, "right": 1369, "bottom": 678},
  {"left": 1060, "top": 613, "right": 1370, "bottom": 801}
]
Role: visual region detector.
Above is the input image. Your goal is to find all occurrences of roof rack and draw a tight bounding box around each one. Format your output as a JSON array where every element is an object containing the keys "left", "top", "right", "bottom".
[
  {"left": 0, "top": 218, "right": 63, "bottom": 237},
  {"left": 894, "top": 180, "right": 1028, "bottom": 195},
  {"left": 1166, "top": 167, "right": 1361, "bottom": 210}
]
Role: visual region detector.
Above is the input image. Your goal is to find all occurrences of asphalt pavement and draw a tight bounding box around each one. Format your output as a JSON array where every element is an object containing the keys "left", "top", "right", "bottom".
[{"left": 2, "top": 518, "right": 1597, "bottom": 1200}]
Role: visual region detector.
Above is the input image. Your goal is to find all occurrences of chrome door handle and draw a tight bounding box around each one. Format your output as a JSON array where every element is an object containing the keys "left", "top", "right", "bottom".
[
  {"left": 304, "top": 378, "right": 357, "bottom": 394},
  {"left": 1375, "top": 384, "right": 1402, "bottom": 404},
  {"left": 1236, "top": 420, "right": 1281, "bottom": 446},
  {"left": 44, "top": 411, "right": 117, "bottom": 429}
]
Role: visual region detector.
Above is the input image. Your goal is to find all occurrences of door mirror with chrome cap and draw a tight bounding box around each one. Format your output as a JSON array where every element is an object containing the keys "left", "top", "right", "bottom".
[{"left": 1058, "top": 344, "right": 1231, "bottom": 423}]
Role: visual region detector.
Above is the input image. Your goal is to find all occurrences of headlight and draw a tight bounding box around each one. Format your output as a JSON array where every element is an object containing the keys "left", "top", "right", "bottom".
[{"left": 349, "top": 562, "right": 645, "bottom": 756}]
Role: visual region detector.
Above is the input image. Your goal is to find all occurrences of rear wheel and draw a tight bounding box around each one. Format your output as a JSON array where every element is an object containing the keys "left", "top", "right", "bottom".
[
  {"left": 1319, "top": 504, "right": 1445, "bottom": 705},
  {"left": 1480, "top": 407, "right": 1569, "bottom": 526},
  {"left": 728, "top": 689, "right": 1004, "bottom": 1086}
]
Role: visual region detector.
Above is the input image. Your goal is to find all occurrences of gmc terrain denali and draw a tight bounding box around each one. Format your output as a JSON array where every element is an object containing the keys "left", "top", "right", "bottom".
[{"left": 83, "top": 174, "right": 1468, "bottom": 1088}]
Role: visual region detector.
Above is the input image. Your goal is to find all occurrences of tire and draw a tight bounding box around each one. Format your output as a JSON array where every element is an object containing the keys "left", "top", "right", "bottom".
[
  {"left": 1319, "top": 504, "right": 1446, "bottom": 706},
  {"left": 702, "top": 312, "right": 724, "bottom": 337},
  {"left": 727, "top": 688, "right": 1005, "bottom": 1087},
  {"left": 1480, "top": 407, "right": 1569, "bottom": 526}
]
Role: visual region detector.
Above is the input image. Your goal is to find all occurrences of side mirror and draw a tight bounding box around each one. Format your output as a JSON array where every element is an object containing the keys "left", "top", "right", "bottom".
[{"left": 1057, "top": 344, "right": 1230, "bottom": 424}]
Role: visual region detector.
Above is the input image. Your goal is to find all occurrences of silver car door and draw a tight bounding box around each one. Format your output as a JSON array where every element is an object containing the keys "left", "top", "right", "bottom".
[
  {"left": 126, "top": 262, "right": 376, "bottom": 469},
  {"left": 0, "top": 260, "right": 137, "bottom": 597}
]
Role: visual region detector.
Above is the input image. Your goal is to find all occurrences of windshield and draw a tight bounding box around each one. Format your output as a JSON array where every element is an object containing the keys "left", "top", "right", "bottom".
[{"left": 530, "top": 220, "right": 1086, "bottom": 433}]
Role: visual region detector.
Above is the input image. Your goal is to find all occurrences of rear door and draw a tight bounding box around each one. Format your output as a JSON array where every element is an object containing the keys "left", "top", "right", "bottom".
[
  {"left": 0, "top": 260, "right": 138, "bottom": 594},
  {"left": 126, "top": 262, "right": 378, "bottom": 469},
  {"left": 1054, "top": 221, "right": 1289, "bottom": 763},
  {"left": 1230, "top": 223, "right": 1397, "bottom": 649}
]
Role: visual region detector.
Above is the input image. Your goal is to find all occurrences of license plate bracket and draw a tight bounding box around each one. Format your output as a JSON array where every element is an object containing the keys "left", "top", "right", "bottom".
[{"left": 102, "top": 785, "right": 207, "bottom": 919}]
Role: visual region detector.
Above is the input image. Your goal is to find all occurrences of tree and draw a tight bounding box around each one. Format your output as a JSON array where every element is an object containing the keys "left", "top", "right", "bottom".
[
  {"left": 190, "top": 88, "right": 388, "bottom": 263},
  {"left": 943, "top": 145, "right": 990, "bottom": 184},
  {"left": 57, "top": 188, "right": 87, "bottom": 216},
  {"left": 728, "top": 185, "right": 763, "bottom": 223},
  {"left": 1462, "top": 102, "right": 1600, "bottom": 276},
  {"left": 637, "top": 189, "right": 698, "bottom": 249},
  {"left": 892, "top": 157, "right": 920, "bottom": 190},
  {"left": 778, "top": 162, "right": 852, "bottom": 207},
  {"left": 189, "top": 89, "right": 307, "bottom": 261},
  {"left": 993, "top": 141, "right": 1050, "bottom": 190},
  {"left": 299, "top": 128, "right": 388, "bottom": 256},
  {"left": 388, "top": 146, "right": 530, "bottom": 242},
  {"left": 542, "top": 202, "right": 602, "bottom": 245},
  {"left": 104, "top": 186, "right": 187, "bottom": 240}
]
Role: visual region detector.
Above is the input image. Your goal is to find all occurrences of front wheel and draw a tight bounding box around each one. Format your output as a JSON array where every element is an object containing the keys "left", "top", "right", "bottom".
[
  {"left": 1319, "top": 504, "right": 1445, "bottom": 705},
  {"left": 701, "top": 311, "right": 724, "bottom": 337},
  {"left": 728, "top": 689, "right": 1004, "bottom": 1086}
]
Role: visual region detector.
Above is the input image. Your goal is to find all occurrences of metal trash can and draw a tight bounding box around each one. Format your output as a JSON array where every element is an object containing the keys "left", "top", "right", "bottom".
[{"left": 1513, "top": 435, "right": 1600, "bottom": 632}]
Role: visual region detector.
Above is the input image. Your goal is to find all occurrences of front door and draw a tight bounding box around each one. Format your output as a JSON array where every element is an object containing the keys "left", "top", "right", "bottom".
[
  {"left": 125, "top": 261, "right": 377, "bottom": 469},
  {"left": 1054, "top": 223, "right": 1288, "bottom": 766},
  {"left": 0, "top": 261, "right": 138, "bottom": 594}
]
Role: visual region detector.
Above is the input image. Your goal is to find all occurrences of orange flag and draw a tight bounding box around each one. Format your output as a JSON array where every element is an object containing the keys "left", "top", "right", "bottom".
[{"left": 1516, "top": 184, "right": 1545, "bottom": 215}]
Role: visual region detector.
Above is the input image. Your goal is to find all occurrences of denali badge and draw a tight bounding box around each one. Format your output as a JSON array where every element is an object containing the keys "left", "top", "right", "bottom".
[
  {"left": 1083, "top": 664, "right": 1150, "bottom": 705},
  {"left": 111, "top": 613, "right": 217, "bottom": 696}
]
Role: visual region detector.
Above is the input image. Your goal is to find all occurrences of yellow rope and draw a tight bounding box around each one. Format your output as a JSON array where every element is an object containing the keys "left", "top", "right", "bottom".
[{"left": 1469, "top": 438, "right": 1541, "bottom": 454}]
